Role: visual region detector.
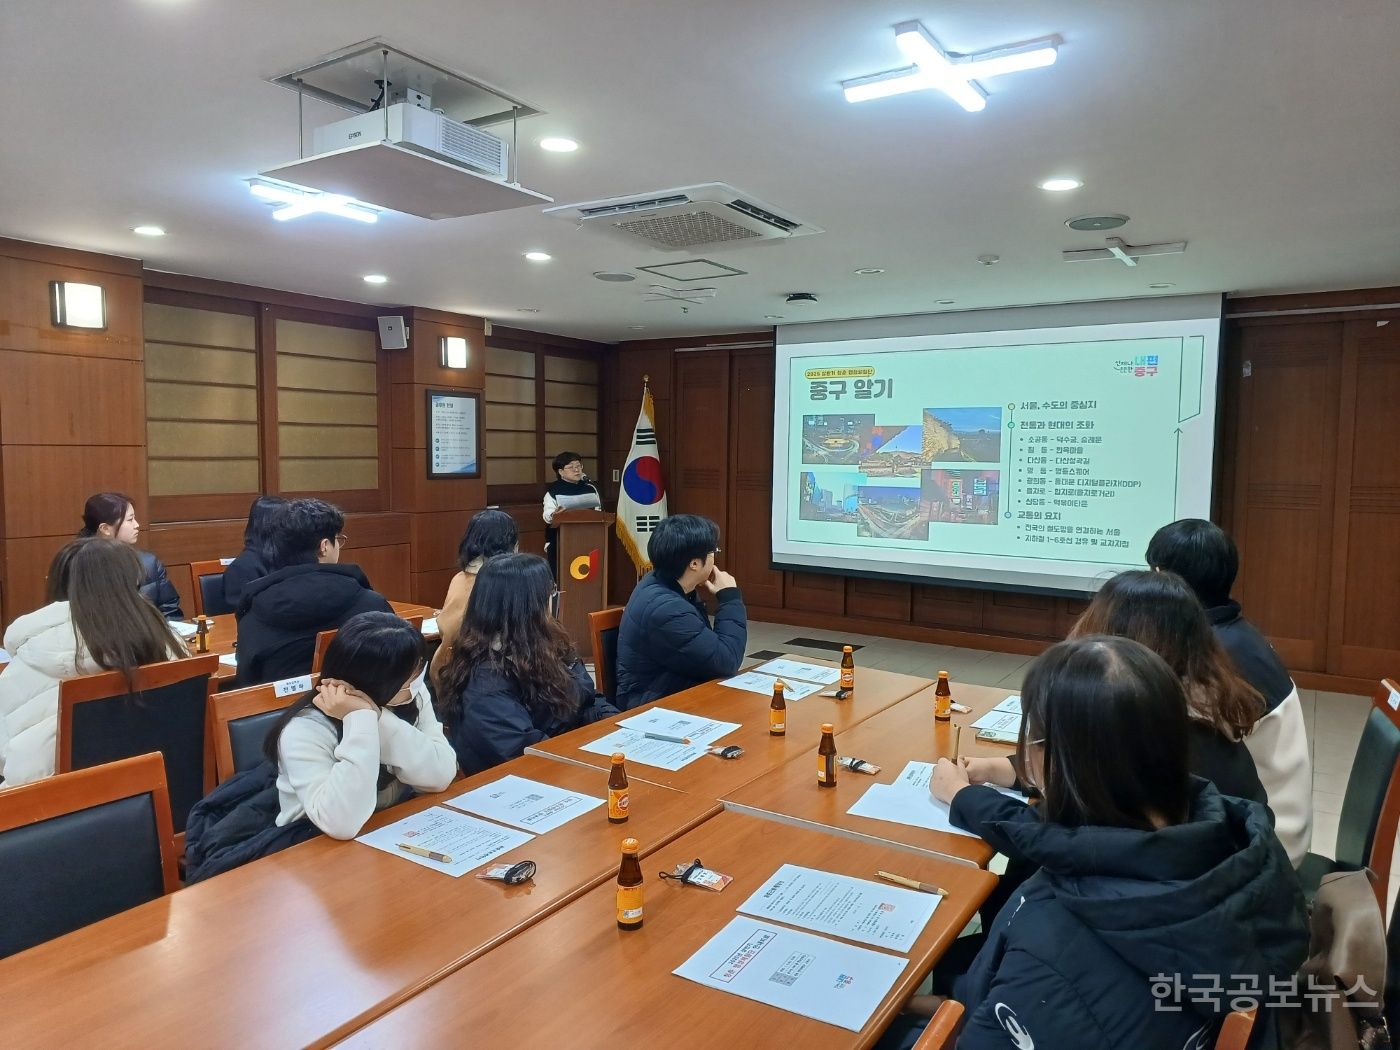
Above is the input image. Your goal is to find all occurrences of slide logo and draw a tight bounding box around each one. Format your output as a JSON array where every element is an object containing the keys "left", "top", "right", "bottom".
[
  {"left": 570, "top": 548, "right": 600, "bottom": 581},
  {"left": 1114, "top": 353, "right": 1159, "bottom": 377}
]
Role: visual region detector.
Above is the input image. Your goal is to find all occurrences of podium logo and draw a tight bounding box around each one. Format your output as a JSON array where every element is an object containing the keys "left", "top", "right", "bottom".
[{"left": 570, "top": 548, "right": 601, "bottom": 581}]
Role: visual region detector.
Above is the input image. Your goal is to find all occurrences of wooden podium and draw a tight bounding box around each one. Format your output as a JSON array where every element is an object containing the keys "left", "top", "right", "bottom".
[{"left": 553, "top": 509, "right": 615, "bottom": 648}]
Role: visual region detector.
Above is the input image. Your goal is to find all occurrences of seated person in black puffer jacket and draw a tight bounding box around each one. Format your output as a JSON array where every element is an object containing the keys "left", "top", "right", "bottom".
[
  {"left": 437, "top": 552, "right": 617, "bottom": 776},
  {"left": 234, "top": 498, "right": 392, "bottom": 686},
  {"left": 614, "top": 514, "right": 747, "bottom": 710},
  {"left": 883, "top": 636, "right": 1308, "bottom": 1050}
]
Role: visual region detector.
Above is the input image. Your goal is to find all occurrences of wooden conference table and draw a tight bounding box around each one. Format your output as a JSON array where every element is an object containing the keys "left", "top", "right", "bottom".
[
  {"left": 203, "top": 600, "right": 437, "bottom": 682},
  {"left": 0, "top": 755, "right": 718, "bottom": 1050},
  {"left": 343, "top": 810, "right": 999, "bottom": 1050},
  {"left": 723, "top": 681, "right": 1020, "bottom": 867},
  {"left": 526, "top": 662, "right": 931, "bottom": 796}
]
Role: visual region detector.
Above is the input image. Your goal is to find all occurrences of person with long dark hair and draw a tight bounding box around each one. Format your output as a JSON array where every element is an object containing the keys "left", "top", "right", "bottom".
[
  {"left": 263, "top": 612, "right": 456, "bottom": 839},
  {"left": 437, "top": 553, "right": 617, "bottom": 777},
  {"left": 77, "top": 492, "right": 183, "bottom": 619},
  {"left": 0, "top": 538, "right": 184, "bottom": 785},
  {"left": 222, "top": 495, "right": 287, "bottom": 608},
  {"left": 1068, "top": 568, "right": 1268, "bottom": 805},
  {"left": 892, "top": 636, "right": 1307, "bottom": 1050},
  {"left": 429, "top": 508, "right": 518, "bottom": 690},
  {"left": 1147, "top": 518, "right": 1312, "bottom": 865}
]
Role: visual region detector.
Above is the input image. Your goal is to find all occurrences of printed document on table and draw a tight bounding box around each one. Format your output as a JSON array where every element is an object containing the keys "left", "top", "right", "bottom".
[
  {"left": 750, "top": 658, "right": 842, "bottom": 685},
  {"left": 357, "top": 806, "right": 532, "bottom": 876},
  {"left": 674, "top": 916, "right": 907, "bottom": 1032},
  {"left": 616, "top": 708, "right": 741, "bottom": 746},
  {"left": 720, "top": 670, "right": 824, "bottom": 701},
  {"left": 445, "top": 774, "right": 604, "bottom": 834},
  {"left": 993, "top": 695, "right": 1021, "bottom": 715},
  {"left": 580, "top": 728, "right": 706, "bottom": 770},
  {"left": 970, "top": 708, "right": 1022, "bottom": 734},
  {"left": 849, "top": 782, "right": 1028, "bottom": 838},
  {"left": 892, "top": 762, "right": 1030, "bottom": 804},
  {"left": 738, "top": 864, "right": 938, "bottom": 953}
]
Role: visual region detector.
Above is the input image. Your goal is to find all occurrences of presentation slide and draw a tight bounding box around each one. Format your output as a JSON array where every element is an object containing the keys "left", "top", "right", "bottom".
[{"left": 771, "top": 298, "right": 1223, "bottom": 593}]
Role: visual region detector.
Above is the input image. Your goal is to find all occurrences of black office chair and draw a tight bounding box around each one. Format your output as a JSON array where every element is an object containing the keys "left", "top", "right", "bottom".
[
  {"left": 210, "top": 674, "right": 318, "bottom": 782},
  {"left": 588, "top": 607, "right": 624, "bottom": 704},
  {"left": 0, "top": 752, "right": 178, "bottom": 958},
  {"left": 58, "top": 655, "right": 219, "bottom": 843},
  {"left": 1296, "top": 679, "right": 1400, "bottom": 906},
  {"left": 189, "top": 559, "right": 236, "bottom": 618}
]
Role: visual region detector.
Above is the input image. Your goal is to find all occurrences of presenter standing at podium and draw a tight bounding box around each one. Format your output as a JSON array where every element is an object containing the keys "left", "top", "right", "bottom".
[{"left": 543, "top": 450, "right": 602, "bottom": 579}]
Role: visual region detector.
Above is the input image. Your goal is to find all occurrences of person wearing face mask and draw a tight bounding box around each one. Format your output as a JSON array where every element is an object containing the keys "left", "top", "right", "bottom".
[
  {"left": 881, "top": 636, "right": 1306, "bottom": 1050},
  {"left": 542, "top": 451, "right": 601, "bottom": 579},
  {"left": 77, "top": 492, "right": 184, "bottom": 619},
  {"left": 262, "top": 612, "right": 457, "bottom": 840}
]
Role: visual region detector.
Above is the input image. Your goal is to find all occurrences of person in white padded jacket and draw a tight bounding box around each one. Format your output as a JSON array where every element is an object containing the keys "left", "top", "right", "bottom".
[
  {"left": 262, "top": 611, "right": 457, "bottom": 839},
  {"left": 0, "top": 539, "right": 183, "bottom": 787}
]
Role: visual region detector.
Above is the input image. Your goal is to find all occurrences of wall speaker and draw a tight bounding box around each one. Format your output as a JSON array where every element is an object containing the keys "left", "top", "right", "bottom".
[{"left": 377, "top": 315, "right": 408, "bottom": 350}]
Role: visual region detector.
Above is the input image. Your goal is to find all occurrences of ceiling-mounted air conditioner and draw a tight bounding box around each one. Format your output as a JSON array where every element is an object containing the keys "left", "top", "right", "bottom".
[{"left": 545, "top": 183, "right": 823, "bottom": 252}]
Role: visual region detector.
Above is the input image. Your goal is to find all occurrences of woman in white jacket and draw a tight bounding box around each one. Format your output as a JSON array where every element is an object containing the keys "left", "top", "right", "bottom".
[
  {"left": 0, "top": 538, "right": 185, "bottom": 786},
  {"left": 263, "top": 612, "right": 457, "bottom": 839}
]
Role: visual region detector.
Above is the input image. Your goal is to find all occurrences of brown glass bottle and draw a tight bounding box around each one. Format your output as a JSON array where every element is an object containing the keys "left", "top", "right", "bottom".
[
  {"left": 817, "top": 723, "right": 837, "bottom": 787},
  {"left": 616, "top": 837, "right": 644, "bottom": 931},
  {"left": 934, "top": 671, "right": 952, "bottom": 722},
  {"left": 769, "top": 679, "right": 787, "bottom": 736},
  {"left": 607, "top": 752, "right": 629, "bottom": 824},
  {"left": 839, "top": 645, "right": 855, "bottom": 689},
  {"left": 195, "top": 615, "right": 210, "bottom": 654}
]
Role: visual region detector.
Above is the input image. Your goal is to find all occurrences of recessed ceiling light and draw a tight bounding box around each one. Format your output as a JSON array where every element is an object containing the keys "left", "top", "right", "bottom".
[
  {"left": 627, "top": 325, "right": 646, "bottom": 330},
  {"left": 936, "top": 299, "right": 956, "bottom": 305},
  {"left": 539, "top": 137, "right": 579, "bottom": 153},
  {"left": 524, "top": 251, "right": 552, "bottom": 263},
  {"left": 593, "top": 271, "right": 636, "bottom": 282},
  {"left": 1039, "top": 178, "right": 1082, "bottom": 192},
  {"left": 977, "top": 254, "right": 1000, "bottom": 266},
  {"left": 362, "top": 274, "right": 388, "bottom": 284},
  {"left": 1149, "top": 282, "right": 1176, "bottom": 289},
  {"left": 765, "top": 314, "right": 784, "bottom": 320},
  {"left": 853, "top": 267, "right": 885, "bottom": 276},
  {"left": 132, "top": 225, "right": 166, "bottom": 237},
  {"left": 518, "top": 308, "right": 540, "bottom": 313}
]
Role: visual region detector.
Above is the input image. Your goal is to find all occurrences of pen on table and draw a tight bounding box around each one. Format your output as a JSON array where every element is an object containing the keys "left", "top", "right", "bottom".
[
  {"left": 644, "top": 732, "right": 692, "bottom": 744},
  {"left": 399, "top": 843, "right": 453, "bottom": 863},
  {"left": 953, "top": 723, "right": 962, "bottom": 763},
  {"left": 950, "top": 702, "right": 971, "bottom": 714},
  {"left": 876, "top": 871, "right": 950, "bottom": 897}
]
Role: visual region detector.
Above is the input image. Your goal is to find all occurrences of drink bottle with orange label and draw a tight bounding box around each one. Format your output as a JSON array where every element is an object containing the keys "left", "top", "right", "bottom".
[
  {"left": 770, "top": 679, "right": 787, "bottom": 736},
  {"left": 617, "top": 838, "right": 644, "bottom": 931},
  {"left": 934, "top": 671, "right": 952, "bottom": 722},
  {"left": 817, "top": 723, "right": 837, "bottom": 787},
  {"left": 607, "top": 753, "right": 629, "bottom": 824},
  {"left": 840, "top": 646, "right": 855, "bottom": 689}
]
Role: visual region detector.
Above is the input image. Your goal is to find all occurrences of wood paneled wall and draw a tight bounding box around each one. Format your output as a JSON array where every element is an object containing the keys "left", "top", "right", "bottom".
[
  {"left": 605, "top": 295, "right": 1400, "bottom": 695},
  {"left": 0, "top": 241, "right": 607, "bottom": 624},
  {"left": 0, "top": 239, "right": 147, "bottom": 623}
]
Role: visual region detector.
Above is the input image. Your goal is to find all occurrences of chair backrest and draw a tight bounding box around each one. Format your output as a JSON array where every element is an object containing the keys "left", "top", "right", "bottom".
[
  {"left": 189, "top": 558, "right": 235, "bottom": 618},
  {"left": 588, "top": 607, "right": 624, "bottom": 703},
  {"left": 57, "top": 654, "right": 219, "bottom": 835},
  {"left": 311, "top": 615, "right": 424, "bottom": 675},
  {"left": 1213, "top": 1009, "right": 1255, "bottom": 1050},
  {"left": 211, "top": 672, "right": 319, "bottom": 782},
  {"left": 0, "top": 752, "right": 177, "bottom": 958},
  {"left": 1336, "top": 679, "right": 1400, "bottom": 895},
  {"left": 910, "top": 999, "right": 964, "bottom": 1050}
]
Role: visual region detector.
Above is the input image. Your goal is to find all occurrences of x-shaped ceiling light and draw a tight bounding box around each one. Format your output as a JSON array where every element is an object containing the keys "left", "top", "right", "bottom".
[
  {"left": 644, "top": 285, "right": 718, "bottom": 305},
  {"left": 843, "top": 21, "right": 1060, "bottom": 112}
]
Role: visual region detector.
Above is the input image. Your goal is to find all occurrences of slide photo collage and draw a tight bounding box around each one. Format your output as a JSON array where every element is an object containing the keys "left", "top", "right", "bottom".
[{"left": 799, "top": 409, "right": 1003, "bottom": 540}]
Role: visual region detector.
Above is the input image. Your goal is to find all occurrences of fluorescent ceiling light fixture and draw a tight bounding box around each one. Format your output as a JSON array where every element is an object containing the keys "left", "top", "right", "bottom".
[
  {"left": 440, "top": 336, "right": 469, "bottom": 368},
  {"left": 524, "top": 251, "right": 552, "bottom": 262},
  {"left": 539, "top": 137, "right": 579, "bottom": 153},
  {"left": 132, "top": 224, "right": 166, "bottom": 237},
  {"left": 362, "top": 274, "right": 389, "bottom": 284},
  {"left": 1039, "top": 178, "right": 1082, "bottom": 192},
  {"left": 247, "top": 178, "right": 380, "bottom": 224},
  {"left": 843, "top": 21, "right": 1059, "bottom": 112},
  {"left": 50, "top": 281, "right": 106, "bottom": 329}
]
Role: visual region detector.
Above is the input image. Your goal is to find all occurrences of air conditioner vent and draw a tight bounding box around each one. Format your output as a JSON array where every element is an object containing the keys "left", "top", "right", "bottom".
[
  {"left": 726, "top": 198, "right": 801, "bottom": 233},
  {"left": 545, "top": 182, "right": 822, "bottom": 252}
]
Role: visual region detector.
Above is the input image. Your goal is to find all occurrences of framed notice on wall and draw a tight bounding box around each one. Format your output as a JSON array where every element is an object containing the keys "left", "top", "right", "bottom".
[{"left": 426, "top": 389, "right": 482, "bottom": 479}]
